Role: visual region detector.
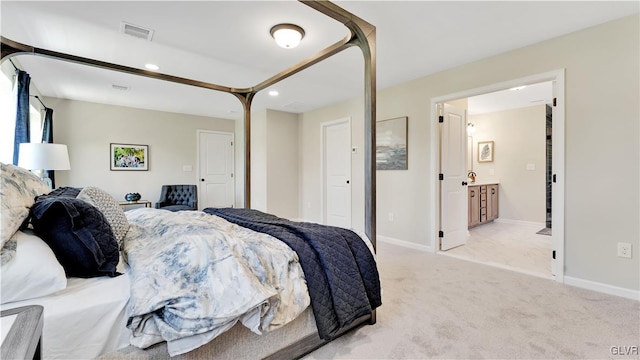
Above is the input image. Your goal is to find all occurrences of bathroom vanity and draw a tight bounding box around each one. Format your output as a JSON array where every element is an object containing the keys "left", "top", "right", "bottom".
[{"left": 468, "top": 183, "right": 499, "bottom": 228}]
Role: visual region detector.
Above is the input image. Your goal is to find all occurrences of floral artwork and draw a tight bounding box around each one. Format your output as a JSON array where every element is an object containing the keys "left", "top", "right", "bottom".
[{"left": 110, "top": 143, "right": 148, "bottom": 170}]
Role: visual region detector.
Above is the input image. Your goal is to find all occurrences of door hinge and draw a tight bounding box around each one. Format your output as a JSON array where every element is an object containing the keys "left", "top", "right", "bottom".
[
  {"left": 552, "top": 174, "right": 557, "bottom": 183},
  {"left": 439, "top": 173, "right": 444, "bottom": 181},
  {"left": 230, "top": 141, "right": 233, "bottom": 146},
  {"left": 231, "top": 173, "right": 234, "bottom": 178},
  {"left": 553, "top": 97, "right": 557, "bottom": 107},
  {"left": 552, "top": 250, "right": 556, "bottom": 259},
  {"left": 438, "top": 231, "right": 444, "bottom": 238},
  {"left": 438, "top": 115, "right": 444, "bottom": 123}
]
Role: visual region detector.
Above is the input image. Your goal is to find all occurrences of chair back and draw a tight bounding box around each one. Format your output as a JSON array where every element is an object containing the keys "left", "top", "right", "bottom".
[{"left": 161, "top": 185, "right": 197, "bottom": 207}]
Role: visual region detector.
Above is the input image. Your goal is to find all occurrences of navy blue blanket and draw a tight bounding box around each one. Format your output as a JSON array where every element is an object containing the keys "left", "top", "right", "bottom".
[{"left": 203, "top": 207, "right": 381, "bottom": 340}]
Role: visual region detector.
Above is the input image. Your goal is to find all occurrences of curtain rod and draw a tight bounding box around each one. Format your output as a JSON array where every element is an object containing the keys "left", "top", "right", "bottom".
[{"left": 30, "top": 95, "right": 48, "bottom": 110}]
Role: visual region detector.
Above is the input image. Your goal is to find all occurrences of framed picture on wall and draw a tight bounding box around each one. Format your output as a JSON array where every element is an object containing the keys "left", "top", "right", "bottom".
[
  {"left": 477, "top": 141, "right": 494, "bottom": 163},
  {"left": 376, "top": 116, "right": 408, "bottom": 170},
  {"left": 110, "top": 143, "right": 149, "bottom": 170}
]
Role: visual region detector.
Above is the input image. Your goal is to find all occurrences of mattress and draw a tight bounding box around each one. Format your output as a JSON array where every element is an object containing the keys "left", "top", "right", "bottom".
[{"left": 0, "top": 261, "right": 131, "bottom": 359}]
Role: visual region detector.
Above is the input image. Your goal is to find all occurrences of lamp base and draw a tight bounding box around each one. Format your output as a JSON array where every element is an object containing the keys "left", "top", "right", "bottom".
[{"left": 40, "top": 176, "right": 53, "bottom": 190}]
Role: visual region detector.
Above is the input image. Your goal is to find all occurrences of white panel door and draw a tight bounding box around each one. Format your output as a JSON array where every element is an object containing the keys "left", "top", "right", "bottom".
[
  {"left": 440, "top": 104, "right": 468, "bottom": 250},
  {"left": 323, "top": 119, "right": 351, "bottom": 228},
  {"left": 198, "top": 131, "right": 234, "bottom": 209}
]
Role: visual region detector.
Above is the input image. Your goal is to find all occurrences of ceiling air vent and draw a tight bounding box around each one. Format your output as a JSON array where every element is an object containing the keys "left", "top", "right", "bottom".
[
  {"left": 112, "top": 84, "right": 130, "bottom": 91},
  {"left": 120, "top": 21, "right": 154, "bottom": 41}
]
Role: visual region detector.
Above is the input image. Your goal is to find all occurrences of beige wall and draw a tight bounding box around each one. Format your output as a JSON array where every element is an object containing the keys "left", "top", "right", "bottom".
[
  {"left": 470, "top": 105, "right": 546, "bottom": 223},
  {"left": 299, "top": 14, "right": 639, "bottom": 291},
  {"left": 251, "top": 109, "right": 268, "bottom": 212},
  {"left": 47, "top": 97, "right": 235, "bottom": 206},
  {"left": 266, "top": 110, "right": 299, "bottom": 219},
  {"left": 251, "top": 109, "right": 299, "bottom": 219}
]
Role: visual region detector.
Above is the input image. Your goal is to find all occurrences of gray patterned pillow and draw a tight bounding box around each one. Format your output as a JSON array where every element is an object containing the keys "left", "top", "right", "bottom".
[
  {"left": 77, "top": 186, "right": 130, "bottom": 245},
  {"left": 0, "top": 162, "right": 51, "bottom": 262}
]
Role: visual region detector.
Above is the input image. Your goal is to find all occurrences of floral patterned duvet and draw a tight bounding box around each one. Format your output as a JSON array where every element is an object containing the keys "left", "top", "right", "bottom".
[{"left": 122, "top": 208, "right": 310, "bottom": 356}]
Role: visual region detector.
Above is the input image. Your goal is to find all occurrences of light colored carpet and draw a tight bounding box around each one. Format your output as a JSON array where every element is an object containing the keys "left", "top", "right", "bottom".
[{"left": 304, "top": 241, "right": 640, "bottom": 360}]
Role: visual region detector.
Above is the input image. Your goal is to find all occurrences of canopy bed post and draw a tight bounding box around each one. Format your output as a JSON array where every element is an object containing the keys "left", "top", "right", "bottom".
[
  {"left": 300, "top": 0, "right": 377, "bottom": 250},
  {"left": 231, "top": 91, "right": 256, "bottom": 208}
]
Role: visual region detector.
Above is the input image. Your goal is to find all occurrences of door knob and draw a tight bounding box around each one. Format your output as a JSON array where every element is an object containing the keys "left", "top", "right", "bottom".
[
  {"left": 462, "top": 181, "right": 468, "bottom": 186},
  {"left": 201, "top": 178, "right": 205, "bottom": 182},
  {"left": 347, "top": 180, "right": 350, "bottom": 184}
]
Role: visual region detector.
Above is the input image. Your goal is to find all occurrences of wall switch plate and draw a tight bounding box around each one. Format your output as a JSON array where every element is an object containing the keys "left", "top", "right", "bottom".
[
  {"left": 526, "top": 163, "right": 536, "bottom": 170},
  {"left": 617, "top": 243, "right": 632, "bottom": 258}
]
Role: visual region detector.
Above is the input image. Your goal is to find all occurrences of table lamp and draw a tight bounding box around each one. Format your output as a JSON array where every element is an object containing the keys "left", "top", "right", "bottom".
[{"left": 18, "top": 143, "right": 70, "bottom": 189}]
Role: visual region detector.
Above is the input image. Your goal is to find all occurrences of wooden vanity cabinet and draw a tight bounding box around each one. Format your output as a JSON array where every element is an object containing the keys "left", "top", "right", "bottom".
[
  {"left": 468, "top": 187, "right": 481, "bottom": 227},
  {"left": 468, "top": 184, "right": 498, "bottom": 228}
]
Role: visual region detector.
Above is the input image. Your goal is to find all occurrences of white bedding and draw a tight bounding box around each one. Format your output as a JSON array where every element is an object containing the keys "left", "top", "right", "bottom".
[{"left": 0, "top": 261, "right": 131, "bottom": 359}]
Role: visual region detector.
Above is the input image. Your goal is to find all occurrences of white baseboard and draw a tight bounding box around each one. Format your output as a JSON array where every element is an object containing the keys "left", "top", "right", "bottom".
[
  {"left": 494, "top": 218, "right": 546, "bottom": 228},
  {"left": 564, "top": 276, "right": 640, "bottom": 301},
  {"left": 378, "top": 235, "right": 432, "bottom": 252}
]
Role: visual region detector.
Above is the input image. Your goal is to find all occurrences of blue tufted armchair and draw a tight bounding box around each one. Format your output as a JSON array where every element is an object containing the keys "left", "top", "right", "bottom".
[{"left": 155, "top": 185, "right": 198, "bottom": 211}]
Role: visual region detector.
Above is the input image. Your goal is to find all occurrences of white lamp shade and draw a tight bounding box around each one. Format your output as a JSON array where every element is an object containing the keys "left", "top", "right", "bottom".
[
  {"left": 270, "top": 24, "right": 305, "bottom": 49},
  {"left": 18, "top": 143, "right": 70, "bottom": 170}
]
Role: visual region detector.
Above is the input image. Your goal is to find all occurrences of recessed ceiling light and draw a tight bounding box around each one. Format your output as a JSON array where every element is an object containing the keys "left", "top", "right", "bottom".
[
  {"left": 509, "top": 86, "right": 526, "bottom": 91},
  {"left": 145, "top": 63, "right": 159, "bottom": 71},
  {"left": 269, "top": 90, "right": 279, "bottom": 96}
]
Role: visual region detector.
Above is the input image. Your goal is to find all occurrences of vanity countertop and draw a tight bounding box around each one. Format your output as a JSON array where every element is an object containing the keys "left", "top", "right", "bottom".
[{"left": 468, "top": 181, "right": 499, "bottom": 186}]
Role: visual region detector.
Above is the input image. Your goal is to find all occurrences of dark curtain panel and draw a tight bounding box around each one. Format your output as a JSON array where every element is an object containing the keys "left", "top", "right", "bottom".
[
  {"left": 42, "top": 107, "right": 55, "bottom": 188},
  {"left": 12, "top": 70, "right": 30, "bottom": 165}
]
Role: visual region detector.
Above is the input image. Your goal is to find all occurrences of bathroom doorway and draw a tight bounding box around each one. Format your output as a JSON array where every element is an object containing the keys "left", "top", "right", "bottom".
[{"left": 432, "top": 70, "right": 565, "bottom": 282}]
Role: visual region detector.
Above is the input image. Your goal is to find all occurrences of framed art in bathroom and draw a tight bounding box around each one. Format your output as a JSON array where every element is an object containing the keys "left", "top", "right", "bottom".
[{"left": 477, "top": 141, "right": 494, "bottom": 163}]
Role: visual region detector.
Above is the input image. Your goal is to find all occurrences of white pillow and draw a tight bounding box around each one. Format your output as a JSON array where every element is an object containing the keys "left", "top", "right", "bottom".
[
  {"left": 0, "top": 163, "right": 51, "bottom": 250},
  {"left": 77, "top": 186, "right": 130, "bottom": 246},
  {"left": 0, "top": 230, "right": 67, "bottom": 304}
]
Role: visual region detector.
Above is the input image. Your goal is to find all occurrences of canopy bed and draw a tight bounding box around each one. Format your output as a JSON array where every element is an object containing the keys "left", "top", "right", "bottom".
[{"left": 1, "top": 1, "right": 378, "bottom": 359}]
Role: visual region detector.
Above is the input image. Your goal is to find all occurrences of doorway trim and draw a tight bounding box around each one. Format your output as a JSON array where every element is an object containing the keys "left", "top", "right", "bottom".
[
  {"left": 320, "top": 117, "right": 352, "bottom": 226},
  {"left": 196, "top": 129, "right": 235, "bottom": 209},
  {"left": 429, "top": 69, "right": 565, "bottom": 283}
]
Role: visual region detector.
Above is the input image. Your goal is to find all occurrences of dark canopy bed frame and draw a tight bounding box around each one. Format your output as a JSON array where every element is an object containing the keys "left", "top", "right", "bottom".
[{"left": 1, "top": 1, "right": 377, "bottom": 358}]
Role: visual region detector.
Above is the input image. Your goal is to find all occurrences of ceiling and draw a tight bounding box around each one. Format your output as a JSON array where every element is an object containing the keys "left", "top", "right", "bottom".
[{"left": 1, "top": 1, "right": 638, "bottom": 120}]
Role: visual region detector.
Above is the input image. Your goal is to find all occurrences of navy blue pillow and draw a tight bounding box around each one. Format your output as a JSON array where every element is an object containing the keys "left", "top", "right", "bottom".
[{"left": 30, "top": 195, "right": 120, "bottom": 278}]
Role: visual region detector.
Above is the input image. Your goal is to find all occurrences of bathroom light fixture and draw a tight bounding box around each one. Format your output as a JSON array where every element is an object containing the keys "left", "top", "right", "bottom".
[
  {"left": 270, "top": 24, "right": 305, "bottom": 49},
  {"left": 467, "top": 122, "right": 475, "bottom": 134}
]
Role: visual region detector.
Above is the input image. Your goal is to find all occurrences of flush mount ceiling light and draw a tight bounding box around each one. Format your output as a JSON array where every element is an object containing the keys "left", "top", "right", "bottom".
[{"left": 270, "top": 24, "right": 305, "bottom": 49}]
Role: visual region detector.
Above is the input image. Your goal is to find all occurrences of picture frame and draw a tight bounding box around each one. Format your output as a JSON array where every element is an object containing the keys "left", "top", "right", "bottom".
[
  {"left": 110, "top": 143, "right": 148, "bottom": 171},
  {"left": 376, "top": 116, "right": 408, "bottom": 170},
  {"left": 477, "top": 141, "right": 494, "bottom": 163}
]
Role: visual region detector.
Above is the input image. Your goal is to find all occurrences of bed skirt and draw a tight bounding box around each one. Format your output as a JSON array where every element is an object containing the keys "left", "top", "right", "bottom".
[{"left": 100, "top": 307, "right": 318, "bottom": 359}]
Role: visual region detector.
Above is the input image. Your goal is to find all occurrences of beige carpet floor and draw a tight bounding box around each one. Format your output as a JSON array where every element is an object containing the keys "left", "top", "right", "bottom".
[{"left": 304, "top": 241, "right": 640, "bottom": 360}]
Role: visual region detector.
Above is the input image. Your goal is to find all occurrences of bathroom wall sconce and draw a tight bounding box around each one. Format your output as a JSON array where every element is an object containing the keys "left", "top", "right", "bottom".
[
  {"left": 270, "top": 23, "right": 305, "bottom": 49},
  {"left": 467, "top": 122, "right": 475, "bottom": 134}
]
